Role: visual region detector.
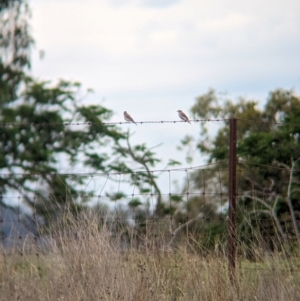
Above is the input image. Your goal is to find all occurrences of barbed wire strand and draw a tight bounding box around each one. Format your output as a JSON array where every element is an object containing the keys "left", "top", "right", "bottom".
[
  {"left": 2, "top": 118, "right": 300, "bottom": 128},
  {"left": 0, "top": 161, "right": 228, "bottom": 176},
  {"left": 0, "top": 119, "right": 227, "bottom": 127}
]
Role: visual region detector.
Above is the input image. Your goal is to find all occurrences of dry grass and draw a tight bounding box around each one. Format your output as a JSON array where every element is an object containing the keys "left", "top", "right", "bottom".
[{"left": 0, "top": 217, "right": 300, "bottom": 301}]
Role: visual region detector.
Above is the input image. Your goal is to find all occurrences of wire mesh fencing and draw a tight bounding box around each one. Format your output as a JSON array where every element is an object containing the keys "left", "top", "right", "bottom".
[
  {"left": 0, "top": 163, "right": 230, "bottom": 254},
  {"left": 0, "top": 118, "right": 300, "bottom": 269}
]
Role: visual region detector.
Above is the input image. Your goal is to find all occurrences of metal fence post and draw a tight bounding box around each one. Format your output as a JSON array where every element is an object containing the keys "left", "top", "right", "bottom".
[{"left": 228, "top": 118, "right": 237, "bottom": 283}]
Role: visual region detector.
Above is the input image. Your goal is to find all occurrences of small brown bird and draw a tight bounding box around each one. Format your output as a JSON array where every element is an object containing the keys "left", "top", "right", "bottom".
[
  {"left": 124, "top": 111, "right": 137, "bottom": 125},
  {"left": 177, "top": 110, "right": 191, "bottom": 124}
]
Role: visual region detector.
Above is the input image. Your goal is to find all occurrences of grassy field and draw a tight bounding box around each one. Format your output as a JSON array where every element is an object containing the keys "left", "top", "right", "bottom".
[{"left": 1, "top": 219, "right": 300, "bottom": 301}]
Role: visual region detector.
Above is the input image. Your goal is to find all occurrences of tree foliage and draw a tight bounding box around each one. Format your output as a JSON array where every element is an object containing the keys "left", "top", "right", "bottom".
[
  {"left": 188, "top": 89, "right": 300, "bottom": 246},
  {"left": 0, "top": 0, "right": 166, "bottom": 230}
]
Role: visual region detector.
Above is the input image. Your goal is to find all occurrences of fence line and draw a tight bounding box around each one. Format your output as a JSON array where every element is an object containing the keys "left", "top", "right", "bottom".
[
  {"left": 1, "top": 117, "right": 300, "bottom": 285},
  {"left": 0, "top": 161, "right": 228, "bottom": 176},
  {"left": 2, "top": 117, "right": 300, "bottom": 127},
  {"left": 0, "top": 119, "right": 226, "bottom": 127}
]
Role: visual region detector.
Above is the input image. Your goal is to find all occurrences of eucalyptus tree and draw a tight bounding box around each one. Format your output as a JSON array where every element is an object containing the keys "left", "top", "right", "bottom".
[
  {"left": 0, "top": 1, "right": 167, "bottom": 233},
  {"left": 184, "top": 88, "right": 300, "bottom": 247}
]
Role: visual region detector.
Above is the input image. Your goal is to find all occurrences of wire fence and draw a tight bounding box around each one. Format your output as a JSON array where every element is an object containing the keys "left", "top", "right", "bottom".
[
  {"left": 1, "top": 118, "right": 300, "bottom": 279},
  {"left": 0, "top": 119, "right": 225, "bottom": 127},
  {"left": 0, "top": 163, "right": 227, "bottom": 251}
]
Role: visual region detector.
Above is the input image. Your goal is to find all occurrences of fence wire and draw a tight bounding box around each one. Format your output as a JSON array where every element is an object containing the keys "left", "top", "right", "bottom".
[{"left": 0, "top": 118, "right": 300, "bottom": 278}]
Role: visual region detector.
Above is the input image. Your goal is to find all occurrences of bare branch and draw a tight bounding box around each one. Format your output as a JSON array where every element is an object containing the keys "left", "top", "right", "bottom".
[
  {"left": 273, "top": 160, "right": 290, "bottom": 170},
  {"left": 168, "top": 211, "right": 204, "bottom": 248},
  {"left": 241, "top": 195, "right": 286, "bottom": 240},
  {"left": 242, "top": 194, "right": 273, "bottom": 211}
]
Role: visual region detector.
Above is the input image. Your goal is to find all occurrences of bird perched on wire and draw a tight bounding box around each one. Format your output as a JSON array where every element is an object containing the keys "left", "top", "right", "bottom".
[
  {"left": 177, "top": 110, "right": 191, "bottom": 124},
  {"left": 124, "top": 111, "right": 137, "bottom": 125}
]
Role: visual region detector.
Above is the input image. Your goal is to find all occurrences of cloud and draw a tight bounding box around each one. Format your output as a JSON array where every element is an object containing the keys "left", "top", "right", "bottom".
[
  {"left": 22, "top": 0, "right": 300, "bottom": 182},
  {"left": 107, "top": 0, "right": 129, "bottom": 7},
  {"left": 138, "top": 0, "right": 180, "bottom": 8},
  {"left": 30, "top": 0, "right": 300, "bottom": 99}
]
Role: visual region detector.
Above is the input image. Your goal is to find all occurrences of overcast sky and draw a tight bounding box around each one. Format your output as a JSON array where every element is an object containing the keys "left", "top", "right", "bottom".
[{"left": 29, "top": 0, "right": 300, "bottom": 172}]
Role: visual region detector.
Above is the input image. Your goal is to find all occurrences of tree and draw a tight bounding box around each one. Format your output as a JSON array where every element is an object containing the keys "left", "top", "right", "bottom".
[
  {"left": 0, "top": 1, "right": 166, "bottom": 233},
  {"left": 187, "top": 89, "right": 300, "bottom": 247},
  {"left": 237, "top": 90, "right": 300, "bottom": 242},
  {"left": 0, "top": 0, "right": 32, "bottom": 104},
  {"left": 1, "top": 79, "right": 128, "bottom": 222}
]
